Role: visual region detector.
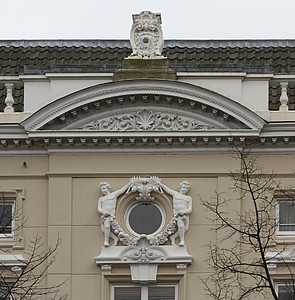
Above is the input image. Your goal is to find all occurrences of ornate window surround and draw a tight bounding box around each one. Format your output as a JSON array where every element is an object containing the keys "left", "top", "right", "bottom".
[
  {"left": 116, "top": 186, "right": 174, "bottom": 244},
  {"left": 95, "top": 177, "right": 193, "bottom": 286},
  {"left": 0, "top": 189, "right": 25, "bottom": 249}
]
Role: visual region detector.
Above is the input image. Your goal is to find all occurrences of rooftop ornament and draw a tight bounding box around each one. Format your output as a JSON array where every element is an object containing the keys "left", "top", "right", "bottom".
[
  {"left": 113, "top": 11, "right": 176, "bottom": 80},
  {"left": 129, "top": 11, "right": 164, "bottom": 59}
]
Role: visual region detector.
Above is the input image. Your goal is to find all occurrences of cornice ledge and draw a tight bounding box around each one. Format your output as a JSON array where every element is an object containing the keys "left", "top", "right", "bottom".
[
  {"left": 26, "top": 129, "right": 260, "bottom": 138},
  {"left": 261, "top": 123, "right": 295, "bottom": 137}
]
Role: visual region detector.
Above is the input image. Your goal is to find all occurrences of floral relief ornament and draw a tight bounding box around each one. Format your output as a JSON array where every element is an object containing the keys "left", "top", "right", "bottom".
[{"left": 79, "top": 109, "right": 212, "bottom": 131}]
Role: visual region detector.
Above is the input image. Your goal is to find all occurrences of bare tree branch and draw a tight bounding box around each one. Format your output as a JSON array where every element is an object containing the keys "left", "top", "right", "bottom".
[
  {"left": 0, "top": 191, "right": 67, "bottom": 300},
  {"left": 202, "top": 146, "right": 295, "bottom": 300}
]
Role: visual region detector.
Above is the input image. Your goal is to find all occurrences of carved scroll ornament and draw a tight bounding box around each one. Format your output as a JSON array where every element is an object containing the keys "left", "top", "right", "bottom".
[
  {"left": 121, "top": 237, "right": 166, "bottom": 263},
  {"left": 129, "top": 11, "right": 164, "bottom": 59},
  {"left": 79, "top": 109, "right": 212, "bottom": 131}
]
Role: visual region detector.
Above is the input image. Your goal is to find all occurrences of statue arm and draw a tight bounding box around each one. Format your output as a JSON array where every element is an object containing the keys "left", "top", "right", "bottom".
[
  {"left": 97, "top": 198, "right": 104, "bottom": 214},
  {"left": 159, "top": 183, "right": 177, "bottom": 196},
  {"left": 176, "top": 196, "right": 193, "bottom": 216},
  {"left": 114, "top": 183, "right": 130, "bottom": 197},
  {"left": 97, "top": 197, "right": 109, "bottom": 216},
  {"left": 182, "top": 197, "right": 192, "bottom": 215}
]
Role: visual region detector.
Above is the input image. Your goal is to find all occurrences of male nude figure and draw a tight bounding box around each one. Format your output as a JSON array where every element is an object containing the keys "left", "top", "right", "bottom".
[
  {"left": 160, "top": 181, "right": 192, "bottom": 246},
  {"left": 97, "top": 182, "right": 129, "bottom": 247}
]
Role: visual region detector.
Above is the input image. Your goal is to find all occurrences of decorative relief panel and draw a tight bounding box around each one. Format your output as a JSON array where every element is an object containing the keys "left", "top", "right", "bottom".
[
  {"left": 121, "top": 237, "right": 166, "bottom": 263},
  {"left": 77, "top": 109, "right": 212, "bottom": 131}
]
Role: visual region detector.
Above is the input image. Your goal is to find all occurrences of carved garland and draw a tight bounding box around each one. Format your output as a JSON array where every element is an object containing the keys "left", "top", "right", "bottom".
[
  {"left": 111, "top": 215, "right": 177, "bottom": 246},
  {"left": 111, "top": 176, "right": 178, "bottom": 246}
]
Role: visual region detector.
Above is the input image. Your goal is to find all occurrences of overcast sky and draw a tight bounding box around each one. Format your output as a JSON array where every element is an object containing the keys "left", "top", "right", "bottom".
[{"left": 1, "top": 0, "right": 295, "bottom": 40}]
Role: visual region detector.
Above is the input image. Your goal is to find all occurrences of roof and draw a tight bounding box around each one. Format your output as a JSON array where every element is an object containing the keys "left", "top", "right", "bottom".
[
  {"left": 1, "top": 39, "right": 295, "bottom": 75},
  {"left": 1, "top": 39, "right": 295, "bottom": 111}
]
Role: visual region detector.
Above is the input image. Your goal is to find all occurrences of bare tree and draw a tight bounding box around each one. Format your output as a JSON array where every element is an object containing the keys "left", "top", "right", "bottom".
[
  {"left": 202, "top": 147, "right": 295, "bottom": 300},
  {"left": 0, "top": 193, "right": 67, "bottom": 300}
]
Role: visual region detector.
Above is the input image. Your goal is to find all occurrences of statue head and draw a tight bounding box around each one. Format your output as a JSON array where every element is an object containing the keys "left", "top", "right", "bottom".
[
  {"left": 179, "top": 181, "right": 190, "bottom": 194},
  {"left": 100, "top": 182, "right": 111, "bottom": 195}
]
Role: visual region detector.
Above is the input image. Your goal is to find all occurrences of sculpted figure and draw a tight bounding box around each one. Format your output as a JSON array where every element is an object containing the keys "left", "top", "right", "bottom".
[
  {"left": 160, "top": 181, "right": 192, "bottom": 246},
  {"left": 97, "top": 182, "right": 129, "bottom": 247}
]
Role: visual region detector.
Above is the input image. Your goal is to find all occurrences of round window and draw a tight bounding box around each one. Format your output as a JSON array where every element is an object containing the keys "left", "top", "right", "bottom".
[{"left": 128, "top": 203, "right": 163, "bottom": 235}]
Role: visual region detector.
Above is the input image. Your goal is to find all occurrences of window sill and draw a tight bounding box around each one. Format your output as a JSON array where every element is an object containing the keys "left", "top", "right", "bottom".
[{"left": 0, "top": 236, "right": 24, "bottom": 249}]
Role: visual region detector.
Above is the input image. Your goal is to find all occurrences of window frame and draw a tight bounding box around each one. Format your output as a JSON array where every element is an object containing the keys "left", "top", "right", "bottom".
[
  {"left": 125, "top": 202, "right": 166, "bottom": 237},
  {"left": 0, "top": 189, "right": 25, "bottom": 249},
  {"left": 276, "top": 283, "right": 295, "bottom": 299},
  {"left": 276, "top": 198, "right": 295, "bottom": 236},
  {"left": 0, "top": 200, "right": 15, "bottom": 238},
  {"left": 0, "top": 283, "right": 13, "bottom": 300},
  {"left": 111, "top": 284, "right": 178, "bottom": 300}
]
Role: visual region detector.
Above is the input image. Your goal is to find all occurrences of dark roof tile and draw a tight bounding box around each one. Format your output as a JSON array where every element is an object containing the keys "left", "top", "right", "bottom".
[{"left": 1, "top": 40, "right": 295, "bottom": 111}]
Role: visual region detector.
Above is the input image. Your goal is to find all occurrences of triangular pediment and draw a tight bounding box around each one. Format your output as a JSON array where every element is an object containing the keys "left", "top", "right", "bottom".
[{"left": 22, "top": 80, "right": 265, "bottom": 138}]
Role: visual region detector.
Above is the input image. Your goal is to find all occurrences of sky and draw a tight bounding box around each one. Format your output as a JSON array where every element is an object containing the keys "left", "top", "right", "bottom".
[{"left": 1, "top": 0, "right": 295, "bottom": 40}]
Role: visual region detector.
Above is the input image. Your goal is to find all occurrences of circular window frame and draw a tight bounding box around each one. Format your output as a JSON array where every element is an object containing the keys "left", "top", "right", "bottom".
[
  {"left": 125, "top": 201, "right": 165, "bottom": 237},
  {"left": 116, "top": 191, "right": 174, "bottom": 241}
]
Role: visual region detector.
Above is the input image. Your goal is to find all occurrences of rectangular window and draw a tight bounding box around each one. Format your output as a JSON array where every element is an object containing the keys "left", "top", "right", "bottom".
[
  {"left": 276, "top": 199, "right": 295, "bottom": 235},
  {"left": 276, "top": 283, "right": 295, "bottom": 299},
  {"left": 0, "top": 284, "right": 12, "bottom": 300},
  {"left": 0, "top": 201, "right": 14, "bottom": 237},
  {"left": 113, "top": 287, "right": 141, "bottom": 300},
  {"left": 112, "top": 285, "right": 177, "bottom": 300}
]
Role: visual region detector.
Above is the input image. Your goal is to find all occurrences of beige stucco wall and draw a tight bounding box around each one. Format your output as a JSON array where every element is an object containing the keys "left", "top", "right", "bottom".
[{"left": 1, "top": 152, "right": 294, "bottom": 299}]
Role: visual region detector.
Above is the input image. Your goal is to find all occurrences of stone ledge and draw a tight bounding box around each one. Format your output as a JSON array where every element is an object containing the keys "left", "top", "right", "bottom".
[{"left": 113, "top": 58, "right": 177, "bottom": 81}]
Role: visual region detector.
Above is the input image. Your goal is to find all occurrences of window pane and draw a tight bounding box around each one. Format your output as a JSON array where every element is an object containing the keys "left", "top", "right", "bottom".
[
  {"left": 0, "top": 285, "right": 12, "bottom": 300},
  {"left": 279, "top": 201, "right": 295, "bottom": 231},
  {"left": 0, "top": 203, "right": 13, "bottom": 235},
  {"left": 148, "top": 286, "right": 175, "bottom": 300},
  {"left": 114, "top": 287, "right": 141, "bottom": 300},
  {"left": 129, "top": 203, "right": 162, "bottom": 235},
  {"left": 278, "top": 285, "right": 295, "bottom": 300}
]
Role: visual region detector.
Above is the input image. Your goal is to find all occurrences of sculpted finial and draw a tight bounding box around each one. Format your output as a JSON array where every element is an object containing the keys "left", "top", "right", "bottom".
[{"left": 129, "top": 11, "right": 164, "bottom": 59}]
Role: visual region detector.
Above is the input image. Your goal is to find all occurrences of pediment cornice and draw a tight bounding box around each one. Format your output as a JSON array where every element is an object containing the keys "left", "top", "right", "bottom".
[
  {"left": 5, "top": 79, "right": 293, "bottom": 152},
  {"left": 22, "top": 80, "right": 265, "bottom": 133}
]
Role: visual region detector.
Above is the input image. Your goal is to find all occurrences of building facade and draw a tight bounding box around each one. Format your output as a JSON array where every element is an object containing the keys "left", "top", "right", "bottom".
[{"left": 1, "top": 11, "right": 295, "bottom": 300}]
